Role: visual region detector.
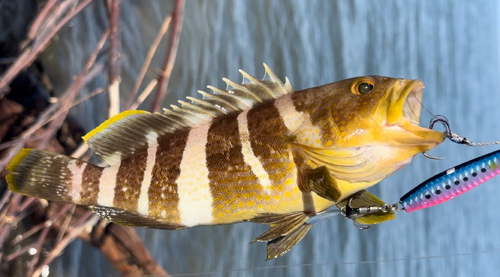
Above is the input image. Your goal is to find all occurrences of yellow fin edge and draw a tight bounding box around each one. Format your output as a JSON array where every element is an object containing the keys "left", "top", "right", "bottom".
[
  {"left": 6, "top": 148, "right": 33, "bottom": 193},
  {"left": 83, "top": 110, "right": 149, "bottom": 142},
  {"left": 355, "top": 212, "right": 395, "bottom": 225}
]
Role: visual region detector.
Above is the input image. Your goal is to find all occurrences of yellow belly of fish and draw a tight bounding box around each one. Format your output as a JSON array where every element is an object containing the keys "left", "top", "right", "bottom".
[{"left": 209, "top": 184, "right": 347, "bottom": 225}]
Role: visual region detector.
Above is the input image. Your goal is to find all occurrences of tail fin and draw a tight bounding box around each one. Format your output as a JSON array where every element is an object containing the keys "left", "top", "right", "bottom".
[{"left": 6, "top": 149, "right": 95, "bottom": 204}]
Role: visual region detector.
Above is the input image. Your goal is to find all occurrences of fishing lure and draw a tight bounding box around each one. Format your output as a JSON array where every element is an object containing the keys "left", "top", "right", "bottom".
[
  {"left": 306, "top": 146, "right": 500, "bottom": 229},
  {"left": 399, "top": 148, "right": 500, "bottom": 212},
  {"left": 324, "top": 148, "right": 500, "bottom": 227}
]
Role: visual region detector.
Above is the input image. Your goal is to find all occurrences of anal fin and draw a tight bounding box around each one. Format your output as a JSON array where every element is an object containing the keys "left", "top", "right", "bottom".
[
  {"left": 89, "top": 206, "right": 185, "bottom": 230},
  {"left": 266, "top": 224, "right": 312, "bottom": 260},
  {"left": 249, "top": 212, "right": 313, "bottom": 260},
  {"left": 250, "top": 212, "right": 311, "bottom": 242}
]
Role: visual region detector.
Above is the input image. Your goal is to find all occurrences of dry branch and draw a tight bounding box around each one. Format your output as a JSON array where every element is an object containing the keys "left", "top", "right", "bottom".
[
  {"left": 151, "top": 0, "right": 185, "bottom": 112},
  {"left": 106, "top": 0, "right": 122, "bottom": 117},
  {"left": 126, "top": 15, "right": 172, "bottom": 109},
  {"left": 0, "top": 0, "right": 96, "bottom": 97},
  {"left": 37, "top": 29, "right": 110, "bottom": 149},
  {"left": 0, "top": 1, "right": 187, "bottom": 276}
]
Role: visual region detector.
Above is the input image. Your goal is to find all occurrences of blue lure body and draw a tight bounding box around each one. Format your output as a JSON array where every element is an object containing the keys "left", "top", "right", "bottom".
[{"left": 401, "top": 149, "right": 500, "bottom": 212}]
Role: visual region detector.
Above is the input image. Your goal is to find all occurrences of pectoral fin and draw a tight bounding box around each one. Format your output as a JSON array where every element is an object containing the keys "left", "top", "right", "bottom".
[
  {"left": 336, "top": 190, "right": 395, "bottom": 226},
  {"left": 304, "top": 165, "right": 341, "bottom": 202},
  {"left": 249, "top": 212, "right": 313, "bottom": 260},
  {"left": 292, "top": 147, "right": 342, "bottom": 202}
]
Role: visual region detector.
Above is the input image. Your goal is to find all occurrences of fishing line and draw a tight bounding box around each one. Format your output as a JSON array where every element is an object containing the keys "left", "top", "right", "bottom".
[
  {"left": 151, "top": 247, "right": 500, "bottom": 277},
  {"left": 412, "top": 94, "right": 500, "bottom": 149},
  {"left": 412, "top": 93, "right": 439, "bottom": 120}
]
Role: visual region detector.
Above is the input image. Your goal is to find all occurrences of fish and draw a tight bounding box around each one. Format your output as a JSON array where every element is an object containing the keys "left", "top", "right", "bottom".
[{"left": 5, "top": 64, "right": 445, "bottom": 259}]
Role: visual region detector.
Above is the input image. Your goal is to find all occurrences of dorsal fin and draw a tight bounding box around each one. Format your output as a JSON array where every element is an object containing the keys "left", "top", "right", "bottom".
[
  {"left": 167, "top": 63, "right": 292, "bottom": 117},
  {"left": 83, "top": 110, "right": 185, "bottom": 164},
  {"left": 83, "top": 64, "right": 292, "bottom": 165}
]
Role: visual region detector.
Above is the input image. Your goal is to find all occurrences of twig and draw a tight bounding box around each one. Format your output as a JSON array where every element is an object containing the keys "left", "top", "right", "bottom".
[
  {"left": 0, "top": 103, "right": 56, "bottom": 170},
  {"left": 71, "top": 210, "right": 94, "bottom": 228},
  {"left": 70, "top": 143, "right": 89, "bottom": 159},
  {"left": 10, "top": 221, "right": 47, "bottom": 246},
  {"left": 129, "top": 79, "right": 158, "bottom": 110},
  {"left": 18, "top": 197, "right": 36, "bottom": 212},
  {"left": 108, "top": 78, "right": 120, "bottom": 117},
  {"left": 0, "top": 62, "right": 104, "bottom": 170},
  {"left": 0, "top": 134, "right": 45, "bottom": 151},
  {"left": 25, "top": 0, "right": 59, "bottom": 43},
  {"left": 10, "top": 204, "right": 43, "bottom": 225},
  {"left": 25, "top": 226, "right": 49, "bottom": 277},
  {"left": 0, "top": 194, "right": 21, "bottom": 262},
  {"left": 107, "top": 0, "right": 122, "bottom": 117},
  {"left": 36, "top": 29, "right": 110, "bottom": 149},
  {"left": 32, "top": 213, "right": 99, "bottom": 277},
  {"left": 126, "top": 15, "right": 172, "bottom": 109},
  {"left": 55, "top": 205, "right": 76, "bottom": 244},
  {"left": 43, "top": 86, "right": 105, "bottom": 126},
  {"left": 82, "top": 62, "right": 106, "bottom": 87},
  {"left": 72, "top": 87, "right": 106, "bottom": 109},
  {"left": 4, "top": 242, "right": 39, "bottom": 263},
  {"left": 4, "top": 203, "right": 72, "bottom": 266},
  {"left": 0, "top": 0, "right": 96, "bottom": 97},
  {"left": 106, "top": 0, "right": 122, "bottom": 85},
  {"left": 7, "top": 204, "right": 72, "bottom": 250},
  {"left": 89, "top": 223, "right": 171, "bottom": 276},
  {"left": 151, "top": 0, "right": 185, "bottom": 113},
  {"left": 32, "top": 0, "right": 80, "bottom": 50},
  {"left": 0, "top": 190, "right": 11, "bottom": 212}
]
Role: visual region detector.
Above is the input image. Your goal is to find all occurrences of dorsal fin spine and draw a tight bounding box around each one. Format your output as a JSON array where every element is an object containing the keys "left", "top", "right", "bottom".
[
  {"left": 219, "top": 80, "right": 263, "bottom": 102},
  {"left": 263, "top": 63, "right": 283, "bottom": 84},
  {"left": 197, "top": 90, "right": 240, "bottom": 112},
  {"left": 239, "top": 69, "right": 275, "bottom": 98},
  {"left": 206, "top": 85, "right": 227, "bottom": 95},
  {"left": 186, "top": 97, "right": 229, "bottom": 115},
  {"left": 178, "top": 100, "right": 218, "bottom": 117},
  {"left": 284, "top": 77, "right": 293, "bottom": 92}
]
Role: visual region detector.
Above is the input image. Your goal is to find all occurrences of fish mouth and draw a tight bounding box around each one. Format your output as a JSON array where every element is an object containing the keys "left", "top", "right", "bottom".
[
  {"left": 386, "top": 80, "right": 445, "bottom": 148},
  {"left": 402, "top": 82, "right": 422, "bottom": 126}
]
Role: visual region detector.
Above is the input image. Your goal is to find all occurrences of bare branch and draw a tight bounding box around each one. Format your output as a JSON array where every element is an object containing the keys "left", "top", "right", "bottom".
[
  {"left": 129, "top": 79, "right": 158, "bottom": 110},
  {"left": 36, "top": 29, "right": 110, "bottom": 149},
  {"left": 126, "top": 15, "right": 172, "bottom": 109},
  {"left": 0, "top": 0, "right": 96, "bottom": 97},
  {"left": 151, "top": 0, "right": 185, "bottom": 112}
]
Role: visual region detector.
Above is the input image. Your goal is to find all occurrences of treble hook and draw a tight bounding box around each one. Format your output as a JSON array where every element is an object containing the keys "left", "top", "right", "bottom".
[
  {"left": 429, "top": 115, "right": 452, "bottom": 135},
  {"left": 341, "top": 198, "right": 394, "bottom": 230},
  {"left": 429, "top": 115, "right": 500, "bottom": 147},
  {"left": 422, "top": 115, "right": 451, "bottom": 159}
]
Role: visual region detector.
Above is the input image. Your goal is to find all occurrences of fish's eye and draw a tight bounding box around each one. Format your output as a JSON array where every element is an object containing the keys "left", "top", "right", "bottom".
[
  {"left": 350, "top": 78, "right": 375, "bottom": 95},
  {"left": 358, "top": 83, "right": 373, "bottom": 95}
]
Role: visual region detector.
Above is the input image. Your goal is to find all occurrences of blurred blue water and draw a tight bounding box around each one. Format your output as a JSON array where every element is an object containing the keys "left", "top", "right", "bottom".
[{"left": 41, "top": 0, "right": 500, "bottom": 276}]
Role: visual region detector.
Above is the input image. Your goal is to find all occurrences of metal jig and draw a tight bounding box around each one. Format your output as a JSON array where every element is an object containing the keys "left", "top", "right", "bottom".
[{"left": 342, "top": 147, "right": 500, "bottom": 227}]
